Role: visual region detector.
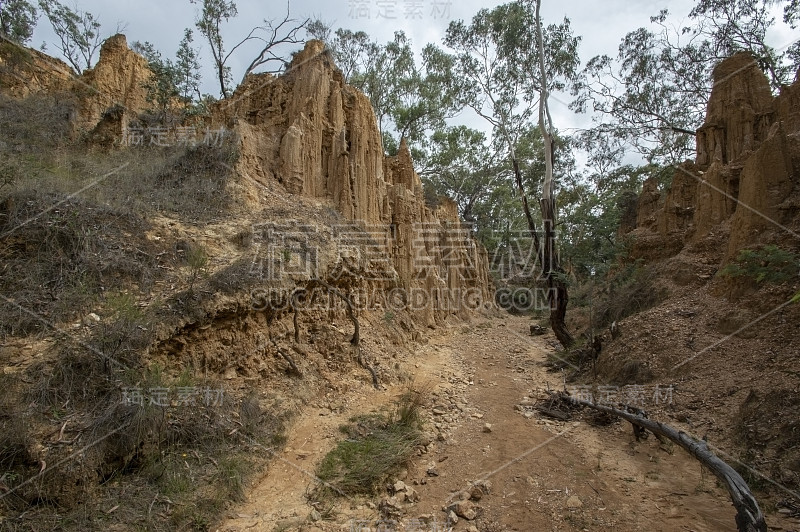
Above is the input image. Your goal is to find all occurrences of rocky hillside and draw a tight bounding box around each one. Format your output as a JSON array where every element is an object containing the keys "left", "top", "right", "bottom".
[
  {"left": 0, "top": 33, "right": 152, "bottom": 132},
  {"left": 596, "top": 51, "right": 800, "bottom": 498},
  {"left": 212, "top": 40, "right": 493, "bottom": 326},
  {"left": 631, "top": 51, "right": 799, "bottom": 262},
  {"left": 0, "top": 36, "right": 495, "bottom": 530},
  {"left": 3, "top": 29, "right": 798, "bottom": 531}
]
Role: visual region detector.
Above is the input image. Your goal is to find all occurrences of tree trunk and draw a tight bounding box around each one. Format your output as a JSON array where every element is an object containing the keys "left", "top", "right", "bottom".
[
  {"left": 535, "top": 0, "right": 573, "bottom": 349},
  {"left": 217, "top": 62, "right": 229, "bottom": 99},
  {"left": 511, "top": 153, "right": 541, "bottom": 255},
  {"left": 540, "top": 197, "right": 574, "bottom": 347}
]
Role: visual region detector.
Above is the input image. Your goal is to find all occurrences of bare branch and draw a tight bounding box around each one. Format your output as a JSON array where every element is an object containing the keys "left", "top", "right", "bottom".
[{"left": 240, "top": 2, "right": 309, "bottom": 82}]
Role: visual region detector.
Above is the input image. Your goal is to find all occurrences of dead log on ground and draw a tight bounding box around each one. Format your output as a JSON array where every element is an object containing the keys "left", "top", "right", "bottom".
[
  {"left": 565, "top": 393, "right": 766, "bottom": 532},
  {"left": 536, "top": 406, "right": 570, "bottom": 421}
]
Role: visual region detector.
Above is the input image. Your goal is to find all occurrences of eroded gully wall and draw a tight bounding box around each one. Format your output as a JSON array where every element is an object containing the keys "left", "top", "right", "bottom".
[
  {"left": 212, "top": 40, "right": 493, "bottom": 326},
  {"left": 627, "top": 52, "right": 800, "bottom": 264}
]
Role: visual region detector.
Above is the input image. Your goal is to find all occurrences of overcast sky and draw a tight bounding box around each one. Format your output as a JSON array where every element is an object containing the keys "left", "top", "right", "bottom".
[{"left": 29, "top": 0, "right": 798, "bottom": 143}]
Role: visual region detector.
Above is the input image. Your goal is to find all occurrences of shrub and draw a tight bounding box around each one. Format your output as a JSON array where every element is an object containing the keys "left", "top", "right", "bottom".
[
  {"left": 594, "top": 263, "right": 667, "bottom": 328},
  {"left": 0, "top": 93, "right": 76, "bottom": 150},
  {"left": 0, "top": 194, "right": 161, "bottom": 336},
  {"left": 0, "top": 158, "right": 21, "bottom": 192},
  {"left": 719, "top": 245, "right": 800, "bottom": 284},
  {"left": 186, "top": 244, "right": 208, "bottom": 292}
]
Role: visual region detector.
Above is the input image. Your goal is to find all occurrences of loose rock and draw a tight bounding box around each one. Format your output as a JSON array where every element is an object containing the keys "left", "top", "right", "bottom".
[
  {"left": 566, "top": 495, "right": 583, "bottom": 509},
  {"left": 403, "top": 486, "right": 420, "bottom": 503},
  {"left": 379, "top": 496, "right": 403, "bottom": 518},
  {"left": 448, "top": 500, "right": 478, "bottom": 520}
]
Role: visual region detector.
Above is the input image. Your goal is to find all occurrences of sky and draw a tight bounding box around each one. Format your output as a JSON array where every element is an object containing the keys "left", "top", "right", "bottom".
[{"left": 28, "top": 0, "right": 799, "bottom": 149}]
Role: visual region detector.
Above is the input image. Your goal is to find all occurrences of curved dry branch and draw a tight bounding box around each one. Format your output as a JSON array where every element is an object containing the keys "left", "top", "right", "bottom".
[
  {"left": 240, "top": 1, "right": 309, "bottom": 80},
  {"left": 566, "top": 394, "right": 766, "bottom": 532}
]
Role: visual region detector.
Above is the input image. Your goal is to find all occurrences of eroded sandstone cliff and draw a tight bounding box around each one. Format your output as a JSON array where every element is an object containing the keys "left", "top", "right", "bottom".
[
  {"left": 1, "top": 36, "right": 493, "bottom": 324},
  {"left": 627, "top": 51, "right": 800, "bottom": 265},
  {"left": 213, "top": 40, "right": 493, "bottom": 325},
  {"left": 0, "top": 33, "right": 151, "bottom": 132}
]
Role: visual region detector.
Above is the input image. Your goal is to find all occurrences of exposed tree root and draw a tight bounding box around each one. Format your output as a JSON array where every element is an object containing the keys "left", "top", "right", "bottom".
[
  {"left": 353, "top": 343, "right": 379, "bottom": 389},
  {"left": 283, "top": 279, "right": 379, "bottom": 388},
  {"left": 311, "top": 279, "right": 379, "bottom": 389},
  {"left": 291, "top": 289, "right": 304, "bottom": 343},
  {"left": 269, "top": 334, "right": 301, "bottom": 376}
]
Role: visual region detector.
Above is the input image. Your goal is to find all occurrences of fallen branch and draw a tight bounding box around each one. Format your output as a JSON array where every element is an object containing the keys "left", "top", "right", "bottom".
[
  {"left": 565, "top": 394, "right": 766, "bottom": 532},
  {"left": 536, "top": 406, "right": 570, "bottom": 421}
]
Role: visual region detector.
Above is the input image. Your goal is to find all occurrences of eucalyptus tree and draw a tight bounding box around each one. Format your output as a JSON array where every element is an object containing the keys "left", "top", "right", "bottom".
[
  {"left": 574, "top": 0, "right": 800, "bottom": 167},
  {"left": 689, "top": 0, "right": 798, "bottom": 87},
  {"left": 38, "top": 0, "right": 102, "bottom": 73},
  {"left": 419, "top": 126, "right": 508, "bottom": 225},
  {"left": 352, "top": 31, "right": 416, "bottom": 147},
  {"left": 132, "top": 30, "right": 202, "bottom": 118},
  {"left": 131, "top": 40, "right": 179, "bottom": 117},
  {"left": 327, "top": 30, "right": 460, "bottom": 154},
  {"left": 175, "top": 28, "right": 202, "bottom": 103},
  {"left": 443, "top": 0, "right": 580, "bottom": 347},
  {"left": 328, "top": 28, "right": 376, "bottom": 84},
  {"left": 0, "top": 0, "right": 38, "bottom": 44},
  {"left": 190, "top": 0, "right": 308, "bottom": 98}
]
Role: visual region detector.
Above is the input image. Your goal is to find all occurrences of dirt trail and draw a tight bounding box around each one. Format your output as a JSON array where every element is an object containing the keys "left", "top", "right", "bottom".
[{"left": 218, "top": 315, "right": 745, "bottom": 532}]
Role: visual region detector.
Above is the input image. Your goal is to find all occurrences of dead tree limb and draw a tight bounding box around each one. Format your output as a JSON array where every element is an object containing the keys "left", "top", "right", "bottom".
[
  {"left": 566, "top": 394, "right": 766, "bottom": 532},
  {"left": 311, "top": 280, "right": 378, "bottom": 389}
]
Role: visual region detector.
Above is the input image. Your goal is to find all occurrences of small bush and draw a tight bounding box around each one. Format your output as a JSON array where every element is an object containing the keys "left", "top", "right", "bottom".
[
  {"left": 0, "top": 41, "right": 33, "bottom": 66},
  {"left": 0, "top": 194, "right": 161, "bottom": 336},
  {"left": 0, "top": 158, "right": 21, "bottom": 192},
  {"left": 0, "top": 93, "right": 76, "bottom": 149},
  {"left": 146, "top": 143, "right": 240, "bottom": 220},
  {"left": 613, "top": 359, "right": 654, "bottom": 385},
  {"left": 0, "top": 376, "right": 33, "bottom": 473},
  {"left": 719, "top": 245, "right": 800, "bottom": 284},
  {"left": 186, "top": 244, "right": 208, "bottom": 292},
  {"left": 215, "top": 455, "right": 249, "bottom": 502},
  {"left": 545, "top": 337, "right": 588, "bottom": 370}
]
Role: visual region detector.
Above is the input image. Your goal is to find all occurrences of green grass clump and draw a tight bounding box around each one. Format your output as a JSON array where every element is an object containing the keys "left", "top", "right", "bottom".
[{"left": 315, "top": 390, "right": 424, "bottom": 498}]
